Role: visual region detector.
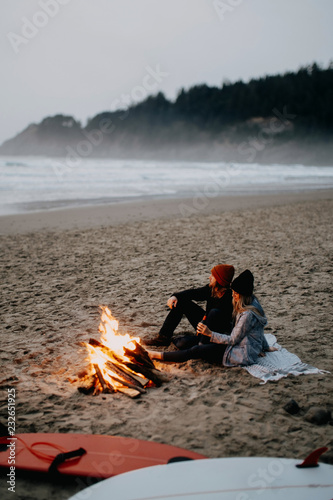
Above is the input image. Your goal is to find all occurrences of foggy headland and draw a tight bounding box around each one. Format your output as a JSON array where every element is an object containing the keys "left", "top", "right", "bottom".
[{"left": 1, "top": 64, "right": 332, "bottom": 166}]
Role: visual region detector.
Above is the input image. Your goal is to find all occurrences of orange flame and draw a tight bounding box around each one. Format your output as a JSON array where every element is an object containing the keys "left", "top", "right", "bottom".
[
  {"left": 85, "top": 306, "right": 143, "bottom": 392},
  {"left": 98, "top": 306, "right": 140, "bottom": 355}
]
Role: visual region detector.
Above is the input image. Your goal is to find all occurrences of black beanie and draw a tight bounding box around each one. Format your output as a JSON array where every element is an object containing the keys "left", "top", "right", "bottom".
[{"left": 231, "top": 270, "right": 254, "bottom": 296}]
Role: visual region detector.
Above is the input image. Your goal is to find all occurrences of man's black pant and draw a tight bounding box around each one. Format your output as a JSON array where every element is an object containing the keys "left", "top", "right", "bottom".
[{"left": 159, "top": 296, "right": 228, "bottom": 340}]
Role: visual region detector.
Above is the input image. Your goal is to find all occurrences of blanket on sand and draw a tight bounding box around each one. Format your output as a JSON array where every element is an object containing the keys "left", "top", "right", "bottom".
[{"left": 244, "top": 334, "right": 330, "bottom": 384}]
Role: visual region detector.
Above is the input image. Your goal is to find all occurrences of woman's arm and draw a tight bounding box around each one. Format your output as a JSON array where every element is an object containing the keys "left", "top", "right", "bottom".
[
  {"left": 208, "top": 312, "right": 251, "bottom": 346},
  {"left": 196, "top": 323, "right": 212, "bottom": 337}
]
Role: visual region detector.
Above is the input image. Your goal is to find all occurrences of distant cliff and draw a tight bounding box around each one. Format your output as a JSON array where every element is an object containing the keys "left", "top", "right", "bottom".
[{"left": 1, "top": 63, "right": 332, "bottom": 165}]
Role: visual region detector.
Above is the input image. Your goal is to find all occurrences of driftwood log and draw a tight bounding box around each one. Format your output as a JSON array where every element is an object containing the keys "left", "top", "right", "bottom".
[
  {"left": 89, "top": 338, "right": 154, "bottom": 370},
  {"left": 105, "top": 361, "right": 145, "bottom": 389},
  {"left": 89, "top": 338, "right": 117, "bottom": 359},
  {"left": 124, "top": 362, "right": 168, "bottom": 387},
  {"left": 81, "top": 337, "right": 167, "bottom": 398},
  {"left": 89, "top": 338, "right": 154, "bottom": 385},
  {"left": 77, "top": 373, "right": 97, "bottom": 394},
  {"left": 105, "top": 371, "right": 146, "bottom": 394},
  {"left": 93, "top": 364, "right": 114, "bottom": 393},
  {"left": 123, "top": 341, "right": 155, "bottom": 369},
  {"left": 121, "top": 369, "right": 149, "bottom": 387},
  {"left": 116, "top": 387, "right": 141, "bottom": 398},
  {"left": 105, "top": 358, "right": 149, "bottom": 387}
]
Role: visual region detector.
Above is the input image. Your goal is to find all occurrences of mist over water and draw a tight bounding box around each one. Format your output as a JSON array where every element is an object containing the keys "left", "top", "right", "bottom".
[{"left": 1, "top": 156, "right": 333, "bottom": 215}]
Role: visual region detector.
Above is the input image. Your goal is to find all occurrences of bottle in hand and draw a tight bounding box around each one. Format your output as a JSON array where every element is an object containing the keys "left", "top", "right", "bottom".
[{"left": 198, "top": 315, "right": 210, "bottom": 344}]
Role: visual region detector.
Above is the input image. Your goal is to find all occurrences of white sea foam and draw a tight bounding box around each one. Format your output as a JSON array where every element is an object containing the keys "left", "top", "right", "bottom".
[{"left": 0, "top": 156, "right": 332, "bottom": 215}]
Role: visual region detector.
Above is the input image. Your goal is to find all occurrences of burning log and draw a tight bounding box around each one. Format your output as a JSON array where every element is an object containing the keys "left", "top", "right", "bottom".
[
  {"left": 123, "top": 341, "right": 155, "bottom": 369},
  {"left": 93, "top": 364, "right": 114, "bottom": 393},
  {"left": 121, "top": 369, "right": 149, "bottom": 387},
  {"left": 89, "top": 337, "right": 153, "bottom": 371},
  {"left": 105, "top": 371, "right": 146, "bottom": 395},
  {"left": 80, "top": 306, "right": 168, "bottom": 398},
  {"left": 117, "top": 387, "right": 141, "bottom": 398},
  {"left": 105, "top": 361, "right": 145, "bottom": 390},
  {"left": 77, "top": 373, "right": 97, "bottom": 394},
  {"left": 89, "top": 338, "right": 117, "bottom": 360},
  {"left": 124, "top": 362, "right": 168, "bottom": 387},
  {"left": 89, "top": 338, "right": 150, "bottom": 386}
]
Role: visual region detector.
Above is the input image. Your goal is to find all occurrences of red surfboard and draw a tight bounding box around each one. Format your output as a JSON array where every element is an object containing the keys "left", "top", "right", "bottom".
[{"left": 0, "top": 433, "right": 206, "bottom": 478}]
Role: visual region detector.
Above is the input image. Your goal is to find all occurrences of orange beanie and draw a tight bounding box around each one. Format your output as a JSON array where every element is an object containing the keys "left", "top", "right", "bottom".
[{"left": 211, "top": 264, "right": 235, "bottom": 287}]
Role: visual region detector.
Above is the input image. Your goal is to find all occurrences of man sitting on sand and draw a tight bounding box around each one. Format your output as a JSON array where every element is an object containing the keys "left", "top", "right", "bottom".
[
  {"left": 144, "top": 264, "right": 234, "bottom": 347},
  {"left": 148, "top": 269, "right": 278, "bottom": 365}
]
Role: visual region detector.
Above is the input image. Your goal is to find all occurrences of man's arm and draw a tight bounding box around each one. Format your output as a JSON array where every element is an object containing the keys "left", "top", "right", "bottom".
[{"left": 173, "top": 285, "right": 210, "bottom": 303}]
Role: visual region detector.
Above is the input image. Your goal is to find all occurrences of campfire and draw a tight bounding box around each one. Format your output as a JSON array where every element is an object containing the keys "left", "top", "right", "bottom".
[{"left": 78, "top": 306, "right": 167, "bottom": 398}]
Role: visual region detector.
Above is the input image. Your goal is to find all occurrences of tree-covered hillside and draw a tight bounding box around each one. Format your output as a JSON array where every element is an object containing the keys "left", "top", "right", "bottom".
[
  {"left": 87, "top": 62, "right": 333, "bottom": 134},
  {"left": 1, "top": 63, "right": 332, "bottom": 164}
]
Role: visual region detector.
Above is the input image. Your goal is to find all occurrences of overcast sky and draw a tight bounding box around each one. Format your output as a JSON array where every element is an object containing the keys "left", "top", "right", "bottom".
[{"left": 1, "top": 0, "right": 332, "bottom": 146}]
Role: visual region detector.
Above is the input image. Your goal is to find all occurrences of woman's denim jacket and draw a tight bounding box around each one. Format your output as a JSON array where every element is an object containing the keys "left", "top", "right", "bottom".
[{"left": 210, "top": 296, "right": 269, "bottom": 367}]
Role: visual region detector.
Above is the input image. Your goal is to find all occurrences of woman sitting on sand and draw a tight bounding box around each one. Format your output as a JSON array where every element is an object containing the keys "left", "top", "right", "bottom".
[
  {"left": 144, "top": 264, "right": 235, "bottom": 347},
  {"left": 148, "top": 270, "right": 277, "bottom": 365}
]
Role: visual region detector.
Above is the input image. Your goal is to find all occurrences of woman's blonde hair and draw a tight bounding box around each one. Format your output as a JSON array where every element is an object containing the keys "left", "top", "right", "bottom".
[{"left": 232, "top": 294, "right": 262, "bottom": 320}]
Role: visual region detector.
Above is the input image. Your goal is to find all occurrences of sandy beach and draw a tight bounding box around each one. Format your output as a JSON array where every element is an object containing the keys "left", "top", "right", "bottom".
[{"left": 0, "top": 189, "right": 332, "bottom": 500}]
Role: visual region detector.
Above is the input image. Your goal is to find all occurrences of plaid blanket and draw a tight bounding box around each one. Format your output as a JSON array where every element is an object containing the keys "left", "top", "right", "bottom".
[{"left": 244, "top": 334, "right": 330, "bottom": 384}]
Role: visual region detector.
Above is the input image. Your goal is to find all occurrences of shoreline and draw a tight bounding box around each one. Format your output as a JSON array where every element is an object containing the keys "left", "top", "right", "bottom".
[{"left": 1, "top": 188, "right": 332, "bottom": 235}]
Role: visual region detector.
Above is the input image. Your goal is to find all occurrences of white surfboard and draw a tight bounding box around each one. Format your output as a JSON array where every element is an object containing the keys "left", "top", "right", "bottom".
[{"left": 68, "top": 455, "right": 333, "bottom": 500}]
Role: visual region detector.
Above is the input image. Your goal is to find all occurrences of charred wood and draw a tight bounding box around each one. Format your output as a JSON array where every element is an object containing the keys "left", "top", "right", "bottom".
[
  {"left": 107, "top": 373, "right": 146, "bottom": 394},
  {"left": 105, "top": 361, "right": 143, "bottom": 388},
  {"left": 124, "top": 362, "right": 168, "bottom": 386},
  {"left": 93, "top": 363, "right": 114, "bottom": 393},
  {"left": 124, "top": 341, "right": 155, "bottom": 369},
  {"left": 78, "top": 373, "right": 97, "bottom": 394},
  {"left": 117, "top": 387, "right": 141, "bottom": 398}
]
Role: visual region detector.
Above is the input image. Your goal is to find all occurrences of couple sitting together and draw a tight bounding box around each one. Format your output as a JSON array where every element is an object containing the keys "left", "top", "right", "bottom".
[{"left": 145, "top": 265, "right": 277, "bottom": 366}]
